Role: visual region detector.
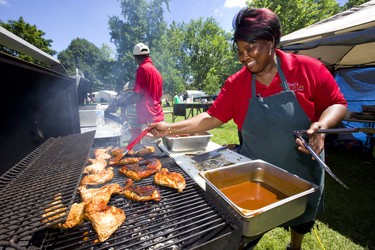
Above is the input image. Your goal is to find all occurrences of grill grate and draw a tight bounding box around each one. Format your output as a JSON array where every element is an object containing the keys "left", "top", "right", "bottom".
[
  {"left": 0, "top": 131, "right": 95, "bottom": 247},
  {"left": 0, "top": 132, "right": 239, "bottom": 249}
]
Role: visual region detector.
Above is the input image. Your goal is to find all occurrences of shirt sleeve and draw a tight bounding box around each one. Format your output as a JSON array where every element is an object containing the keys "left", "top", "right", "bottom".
[
  {"left": 134, "top": 66, "right": 148, "bottom": 94},
  {"left": 311, "top": 63, "right": 347, "bottom": 118}
]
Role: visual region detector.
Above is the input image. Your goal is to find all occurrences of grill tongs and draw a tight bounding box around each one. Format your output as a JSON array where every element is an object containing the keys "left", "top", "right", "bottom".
[
  {"left": 113, "top": 127, "right": 153, "bottom": 162},
  {"left": 294, "top": 129, "right": 350, "bottom": 189}
]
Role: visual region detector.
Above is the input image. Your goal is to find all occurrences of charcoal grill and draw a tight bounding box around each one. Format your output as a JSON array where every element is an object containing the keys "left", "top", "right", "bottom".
[{"left": 0, "top": 131, "right": 240, "bottom": 249}]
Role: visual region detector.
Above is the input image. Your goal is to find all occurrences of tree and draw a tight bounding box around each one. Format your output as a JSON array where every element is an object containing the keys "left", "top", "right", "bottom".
[
  {"left": 247, "top": 0, "right": 340, "bottom": 35},
  {"left": 57, "top": 38, "right": 108, "bottom": 91},
  {"left": 342, "top": 0, "right": 370, "bottom": 10},
  {"left": 152, "top": 21, "right": 187, "bottom": 96},
  {"left": 152, "top": 18, "right": 240, "bottom": 96},
  {"left": 108, "top": 0, "right": 171, "bottom": 93},
  {"left": 0, "top": 17, "right": 56, "bottom": 64},
  {"left": 182, "top": 18, "right": 238, "bottom": 94}
]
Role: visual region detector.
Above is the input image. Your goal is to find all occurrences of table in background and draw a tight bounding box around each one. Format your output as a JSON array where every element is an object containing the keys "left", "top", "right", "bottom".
[
  {"left": 172, "top": 103, "right": 212, "bottom": 121},
  {"left": 342, "top": 117, "right": 375, "bottom": 150}
]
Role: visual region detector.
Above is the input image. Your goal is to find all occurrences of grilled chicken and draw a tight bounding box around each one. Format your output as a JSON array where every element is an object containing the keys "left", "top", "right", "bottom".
[
  {"left": 85, "top": 205, "right": 126, "bottom": 242},
  {"left": 94, "top": 148, "right": 112, "bottom": 160},
  {"left": 154, "top": 168, "right": 186, "bottom": 192},
  {"left": 59, "top": 202, "right": 86, "bottom": 229},
  {"left": 109, "top": 156, "right": 143, "bottom": 166},
  {"left": 82, "top": 182, "right": 125, "bottom": 241},
  {"left": 119, "top": 158, "right": 161, "bottom": 181},
  {"left": 42, "top": 193, "right": 67, "bottom": 226},
  {"left": 80, "top": 167, "right": 114, "bottom": 186},
  {"left": 134, "top": 145, "right": 155, "bottom": 157},
  {"left": 110, "top": 147, "right": 135, "bottom": 157},
  {"left": 109, "top": 145, "right": 154, "bottom": 164},
  {"left": 78, "top": 183, "right": 123, "bottom": 203},
  {"left": 123, "top": 179, "right": 161, "bottom": 202},
  {"left": 83, "top": 158, "right": 108, "bottom": 174}
]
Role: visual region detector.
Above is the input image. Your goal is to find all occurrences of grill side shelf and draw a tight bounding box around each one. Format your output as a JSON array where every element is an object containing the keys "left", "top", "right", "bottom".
[{"left": 0, "top": 131, "right": 95, "bottom": 246}]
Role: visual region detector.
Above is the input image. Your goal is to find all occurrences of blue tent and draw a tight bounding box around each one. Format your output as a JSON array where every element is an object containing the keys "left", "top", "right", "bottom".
[{"left": 280, "top": 1, "right": 375, "bottom": 148}]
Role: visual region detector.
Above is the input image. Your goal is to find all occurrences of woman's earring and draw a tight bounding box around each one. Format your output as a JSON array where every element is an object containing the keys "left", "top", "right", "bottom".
[{"left": 269, "top": 47, "right": 272, "bottom": 55}]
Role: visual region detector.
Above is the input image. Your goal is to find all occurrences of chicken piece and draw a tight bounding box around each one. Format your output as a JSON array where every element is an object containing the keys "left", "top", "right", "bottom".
[
  {"left": 119, "top": 158, "right": 161, "bottom": 181},
  {"left": 80, "top": 167, "right": 114, "bottom": 186},
  {"left": 83, "top": 158, "right": 107, "bottom": 174},
  {"left": 78, "top": 183, "right": 123, "bottom": 203},
  {"left": 123, "top": 179, "right": 161, "bottom": 202},
  {"left": 111, "top": 148, "right": 135, "bottom": 157},
  {"left": 85, "top": 206, "right": 126, "bottom": 242},
  {"left": 42, "top": 193, "right": 67, "bottom": 226},
  {"left": 94, "top": 148, "right": 111, "bottom": 160},
  {"left": 154, "top": 168, "right": 186, "bottom": 192},
  {"left": 84, "top": 193, "right": 111, "bottom": 214},
  {"left": 109, "top": 156, "right": 143, "bottom": 166},
  {"left": 134, "top": 145, "right": 155, "bottom": 157},
  {"left": 59, "top": 202, "right": 86, "bottom": 229}
]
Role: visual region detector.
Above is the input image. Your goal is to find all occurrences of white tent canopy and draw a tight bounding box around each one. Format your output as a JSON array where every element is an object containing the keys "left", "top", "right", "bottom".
[{"left": 279, "top": 0, "right": 375, "bottom": 70}]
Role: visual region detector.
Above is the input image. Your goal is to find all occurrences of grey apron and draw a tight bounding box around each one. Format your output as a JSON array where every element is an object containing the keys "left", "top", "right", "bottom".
[{"left": 239, "top": 56, "right": 324, "bottom": 226}]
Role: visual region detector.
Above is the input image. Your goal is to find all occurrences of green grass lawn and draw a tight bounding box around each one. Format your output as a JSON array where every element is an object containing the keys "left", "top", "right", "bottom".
[{"left": 163, "top": 107, "right": 375, "bottom": 250}]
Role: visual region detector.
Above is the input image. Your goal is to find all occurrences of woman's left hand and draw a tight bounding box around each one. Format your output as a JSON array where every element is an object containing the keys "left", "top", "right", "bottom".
[{"left": 296, "top": 122, "right": 326, "bottom": 157}]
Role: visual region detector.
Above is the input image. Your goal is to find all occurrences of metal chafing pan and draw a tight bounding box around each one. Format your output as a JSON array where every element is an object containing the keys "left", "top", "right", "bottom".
[
  {"left": 199, "top": 159, "right": 319, "bottom": 237},
  {"left": 162, "top": 132, "right": 212, "bottom": 151}
]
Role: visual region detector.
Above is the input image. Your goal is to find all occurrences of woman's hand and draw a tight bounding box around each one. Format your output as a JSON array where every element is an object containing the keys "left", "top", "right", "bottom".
[
  {"left": 147, "top": 122, "right": 170, "bottom": 138},
  {"left": 295, "top": 122, "right": 326, "bottom": 157}
]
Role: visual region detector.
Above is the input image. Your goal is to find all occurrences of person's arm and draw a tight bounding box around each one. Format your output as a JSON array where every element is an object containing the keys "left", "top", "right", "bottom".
[
  {"left": 116, "top": 92, "right": 143, "bottom": 107},
  {"left": 296, "top": 104, "right": 347, "bottom": 155},
  {"left": 148, "top": 112, "right": 224, "bottom": 138}
]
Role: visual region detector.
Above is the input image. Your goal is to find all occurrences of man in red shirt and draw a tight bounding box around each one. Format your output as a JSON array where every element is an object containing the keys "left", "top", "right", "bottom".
[
  {"left": 110, "top": 43, "right": 164, "bottom": 142},
  {"left": 132, "top": 43, "right": 164, "bottom": 125}
]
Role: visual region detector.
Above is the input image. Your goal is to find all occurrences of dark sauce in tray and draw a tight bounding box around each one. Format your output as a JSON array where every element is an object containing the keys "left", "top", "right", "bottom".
[{"left": 219, "top": 181, "right": 288, "bottom": 210}]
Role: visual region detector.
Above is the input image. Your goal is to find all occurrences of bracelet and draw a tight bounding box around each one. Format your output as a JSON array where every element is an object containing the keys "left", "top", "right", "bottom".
[{"left": 167, "top": 123, "right": 172, "bottom": 135}]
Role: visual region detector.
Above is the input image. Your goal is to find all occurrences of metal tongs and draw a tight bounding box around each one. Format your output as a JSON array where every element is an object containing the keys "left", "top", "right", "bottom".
[
  {"left": 113, "top": 127, "right": 153, "bottom": 162},
  {"left": 293, "top": 130, "right": 349, "bottom": 189}
]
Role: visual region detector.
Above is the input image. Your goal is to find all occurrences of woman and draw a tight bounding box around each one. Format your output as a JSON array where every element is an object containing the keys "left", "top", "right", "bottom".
[{"left": 149, "top": 8, "right": 347, "bottom": 250}]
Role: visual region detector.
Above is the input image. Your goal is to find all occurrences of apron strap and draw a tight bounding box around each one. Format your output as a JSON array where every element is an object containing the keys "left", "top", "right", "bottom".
[
  {"left": 251, "top": 55, "right": 289, "bottom": 97},
  {"left": 276, "top": 55, "right": 289, "bottom": 91}
]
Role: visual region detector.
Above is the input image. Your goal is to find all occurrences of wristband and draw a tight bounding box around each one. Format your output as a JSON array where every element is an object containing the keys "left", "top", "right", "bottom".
[{"left": 167, "top": 123, "right": 172, "bottom": 135}]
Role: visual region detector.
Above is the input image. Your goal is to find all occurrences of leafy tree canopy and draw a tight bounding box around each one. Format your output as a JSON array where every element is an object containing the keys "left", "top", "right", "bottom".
[
  {"left": 0, "top": 17, "right": 56, "bottom": 65},
  {"left": 247, "top": 0, "right": 340, "bottom": 35},
  {"left": 58, "top": 38, "right": 108, "bottom": 91},
  {"left": 108, "top": 0, "right": 171, "bottom": 93}
]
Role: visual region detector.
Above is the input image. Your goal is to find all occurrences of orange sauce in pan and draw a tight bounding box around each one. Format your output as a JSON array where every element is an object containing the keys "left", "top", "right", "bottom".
[{"left": 219, "top": 181, "right": 287, "bottom": 210}]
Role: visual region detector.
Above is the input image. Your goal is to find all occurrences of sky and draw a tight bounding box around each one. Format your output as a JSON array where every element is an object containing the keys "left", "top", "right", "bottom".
[{"left": 0, "top": 0, "right": 347, "bottom": 56}]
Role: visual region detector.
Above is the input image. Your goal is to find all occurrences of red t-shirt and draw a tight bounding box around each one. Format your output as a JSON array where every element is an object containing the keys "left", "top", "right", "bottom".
[
  {"left": 134, "top": 57, "right": 164, "bottom": 124},
  {"left": 208, "top": 49, "right": 347, "bottom": 129}
]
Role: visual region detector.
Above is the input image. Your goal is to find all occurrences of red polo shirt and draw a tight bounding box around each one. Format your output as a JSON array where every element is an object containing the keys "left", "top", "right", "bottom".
[
  {"left": 134, "top": 57, "right": 164, "bottom": 124},
  {"left": 208, "top": 49, "right": 347, "bottom": 129}
]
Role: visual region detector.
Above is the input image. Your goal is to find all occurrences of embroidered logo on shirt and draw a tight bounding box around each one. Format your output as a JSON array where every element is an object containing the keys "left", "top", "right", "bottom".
[{"left": 288, "top": 82, "right": 304, "bottom": 92}]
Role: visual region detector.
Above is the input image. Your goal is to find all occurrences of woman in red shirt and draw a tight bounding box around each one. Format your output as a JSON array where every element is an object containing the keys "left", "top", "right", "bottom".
[{"left": 149, "top": 8, "right": 347, "bottom": 250}]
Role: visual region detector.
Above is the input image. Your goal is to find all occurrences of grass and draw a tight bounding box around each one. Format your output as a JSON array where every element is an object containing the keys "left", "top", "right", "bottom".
[{"left": 163, "top": 107, "right": 375, "bottom": 250}]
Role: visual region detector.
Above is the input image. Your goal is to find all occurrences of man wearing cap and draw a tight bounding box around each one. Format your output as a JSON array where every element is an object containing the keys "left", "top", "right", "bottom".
[
  {"left": 108, "top": 42, "right": 164, "bottom": 142},
  {"left": 131, "top": 42, "right": 165, "bottom": 141}
]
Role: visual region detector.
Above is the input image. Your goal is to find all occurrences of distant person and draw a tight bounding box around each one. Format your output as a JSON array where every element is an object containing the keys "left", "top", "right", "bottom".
[
  {"left": 173, "top": 94, "right": 180, "bottom": 104},
  {"left": 165, "top": 99, "right": 171, "bottom": 107},
  {"left": 107, "top": 43, "right": 164, "bottom": 142},
  {"left": 91, "top": 94, "right": 96, "bottom": 103}
]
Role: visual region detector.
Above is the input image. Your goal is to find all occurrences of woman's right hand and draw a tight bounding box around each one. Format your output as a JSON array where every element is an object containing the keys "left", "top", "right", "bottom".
[{"left": 148, "top": 122, "right": 170, "bottom": 138}]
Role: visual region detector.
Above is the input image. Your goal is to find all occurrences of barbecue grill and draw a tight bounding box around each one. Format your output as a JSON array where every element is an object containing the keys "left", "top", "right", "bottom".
[{"left": 0, "top": 131, "right": 240, "bottom": 249}]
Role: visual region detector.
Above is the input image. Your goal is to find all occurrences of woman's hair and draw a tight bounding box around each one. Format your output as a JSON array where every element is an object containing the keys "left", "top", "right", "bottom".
[{"left": 232, "top": 8, "right": 282, "bottom": 50}]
